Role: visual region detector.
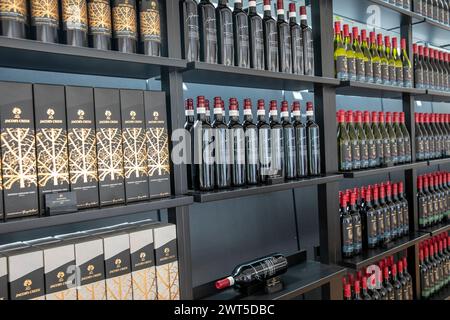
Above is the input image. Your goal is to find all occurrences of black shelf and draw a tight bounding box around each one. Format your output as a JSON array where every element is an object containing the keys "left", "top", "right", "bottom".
[
  {"left": 419, "top": 223, "right": 450, "bottom": 237},
  {"left": 417, "top": 90, "right": 450, "bottom": 103},
  {"left": 368, "top": 0, "right": 424, "bottom": 20},
  {"left": 429, "top": 285, "right": 450, "bottom": 300},
  {"left": 0, "top": 36, "right": 186, "bottom": 79},
  {"left": 340, "top": 162, "right": 427, "bottom": 179},
  {"left": 337, "top": 81, "right": 426, "bottom": 98},
  {"left": 182, "top": 61, "right": 340, "bottom": 91},
  {"left": 0, "top": 196, "right": 193, "bottom": 235},
  {"left": 422, "top": 18, "right": 450, "bottom": 32},
  {"left": 427, "top": 158, "right": 450, "bottom": 167},
  {"left": 340, "top": 233, "right": 430, "bottom": 269},
  {"left": 188, "top": 175, "right": 343, "bottom": 203},
  {"left": 202, "top": 261, "right": 347, "bottom": 300}
]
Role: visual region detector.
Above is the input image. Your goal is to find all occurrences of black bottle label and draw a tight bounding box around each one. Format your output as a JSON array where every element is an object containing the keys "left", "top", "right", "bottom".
[
  {"left": 383, "top": 138, "right": 391, "bottom": 161},
  {"left": 351, "top": 141, "right": 361, "bottom": 168},
  {"left": 342, "top": 217, "right": 354, "bottom": 255},
  {"left": 373, "top": 61, "right": 381, "bottom": 81},
  {"left": 88, "top": 0, "right": 112, "bottom": 36},
  {"left": 303, "top": 29, "right": 314, "bottom": 75},
  {"left": 415, "top": 68, "right": 424, "bottom": 87},
  {"left": 245, "top": 129, "right": 258, "bottom": 166},
  {"left": 368, "top": 140, "right": 377, "bottom": 166},
  {"left": 295, "top": 126, "right": 307, "bottom": 177},
  {"left": 353, "top": 215, "right": 362, "bottom": 251},
  {"left": 375, "top": 138, "right": 383, "bottom": 163},
  {"left": 31, "top": 0, "right": 59, "bottom": 27},
  {"left": 367, "top": 212, "right": 378, "bottom": 247},
  {"left": 219, "top": 9, "right": 234, "bottom": 66},
  {"left": 235, "top": 13, "right": 250, "bottom": 68},
  {"left": 250, "top": 17, "right": 264, "bottom": 69},
  {"left": 291, "top": 27, "right": 304, "bottom": 74},
  {"left": 62, "top": 0, "right": 88, "bottom": 31},
  {"left": 259, "top": 129, "right": 271, "bottom": 177},
  {"left": 360, "top": 140, "right": 369, "bottom": 167},
  {"left": 279, "top": 23, "right": 292, "bottom": 73},
  {"left": 139, "top": 0, "right": 161, "bottom": 42},
  {"left": 112, "top": 0, "right": 137, "bottom": 39},
  {"left": 308, "top": 127, "right": 320, "bottom": 175},
  {"left": 0, "top": 0, "right": 27, "bottom": 23},
  {"left": 284, "top": 127, "right": 296, "bottom": 178},
  {"left": 377, "top": 208, "right": 385, "bottom": 239},
  {"left": 336, "top": 55, "right": 348, "bottom": 79},
  {"left": 271, "top": 127, "right": 284, "bottom": 177},
  {"left": 339, "top": 141, "right": 352, "bottom": 171},
  {"left": 267, "top": 25, "right": 279, "bottom": 71},
  {"left": 186, "top": 5, "right": 199, "bottom": 40}
]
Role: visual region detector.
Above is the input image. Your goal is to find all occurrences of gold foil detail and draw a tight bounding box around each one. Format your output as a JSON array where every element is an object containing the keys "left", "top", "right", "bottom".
[
  {"left": 1, "top": 128, "right": 37, "bottom": 190},
  {"left": 88, "top": 0, "right": 112, "bottom": 34},
  {"left": 140, "top": 3, "right": 160, "bottom": 40},
  {"left": 123, "top": 128, "right": 148, "bottom": 179},
  {"left": 46, "top": 288, "right": 77, "bottom": 300},
  {"left": 62, "top": 0, "right": 88, "bottom": 29},
  {"left": 106, "top": 275, "right": 132, "bottom": 300},
  {"left": 96, "top": 128, "right": 124, "bottom": 182},
  {"left": 112, "top": 4, "right": 137, "bottom": 36},
  {"left": 31, "top": 0, "right": 59, "bottom": 22},
  {"left": 156, "top": 262, "right": 179, "bottom": 300},
  {"left": 131, "top": 268, "right": 157, "bottom": 300},
  {"left": 146, "top": 128, "right": 170, "bottom": 176},
  {"left": 77, "top": 282, "right": 106, "bottom": 300},
  {"left": 36, "top": 128, "right": 69, "bottom": 187},
  {"left": 0, "top": 0, "right": 27, "bottom": 21},
  {"left": 68, "top": 128, "right": 98, "bottom": 184}
]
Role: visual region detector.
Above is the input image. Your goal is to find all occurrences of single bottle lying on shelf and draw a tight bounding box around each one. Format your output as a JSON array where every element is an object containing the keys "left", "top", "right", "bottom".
[
  {"left": 186, "top": 96, "right": 322, "bottom": 192},
  {"left": 340, "top": 181, "right": 409, "bottom": 258},
  {"left": 334, "top": 23, "right": 412, "bottom": 88},
  {"left": 413, "top": 44, "right": 450, "bottom": 92},
  {"left": 417, "top": 171, "right": 450, "bottom": 228},
  {"left": 415, "top": 113, "right": 450, "bottom": 161},
  {"left": 343, "top": 254, "right": 413, "bottom": 300},
  {"left": 337, "top": 110, "right": 411, "bottom": 172},
  {"left": 418, "top": 233, "right": 450, "bottom": 299}
]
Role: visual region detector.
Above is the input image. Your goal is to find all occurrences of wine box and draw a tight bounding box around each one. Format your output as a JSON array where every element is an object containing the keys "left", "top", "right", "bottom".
[
  {"left": 0, "top": 81, "right": 38, "bottom": 219},
  {"left": 120, "top": 89, "right": 150, "bottom": 203},
  {"left": 144, "top": 91, "right": 171, "bottom": 199},
  {"left": 74, "top": 237, "right": 106, "bottom": 300},
  {"left": 102, "top": 232, "right": 132, "bottom": 300},
  {"left": 33, "top": 84, "right": 70, "bottom": 213},
  {"left": 41, "top": 244, "right": 77, "bottom": 300},
  {"left": 129, "top": 226, "right": 157, "bottom": 300},
  {"left": 94, "top": 88, "right": 125, "bottom": 206},
  {"left": 0, "top": 255, "right": 7, "bottom": 300},
  {"left": 153, "top": 223, "right": 179, "bottom": 300},
  {"left": 4, "top": 249, "right": 45, "bottom": 300},
  {"left": 66, "top": 86, "right": 99, "bottom": 209}
]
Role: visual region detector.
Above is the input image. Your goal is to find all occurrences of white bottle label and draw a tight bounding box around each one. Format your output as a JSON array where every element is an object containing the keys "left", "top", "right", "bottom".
[
  {"left": 257, "top": 110, "right": 266, "bottom": 116},
  {"left": 214, "top": 108, "right": 223, "bottom": 115},
  {"left": 277, "top": 9, "right": 284, "bottom": 16},
  {"left": 185, "top": 110, "right": 194, "bottom": 116},
  {"left": 244, "top": 109, "right": 252, "bottom": 116},
  {"left": 229, "top": 110, "right": 239, "bottom": 117},
  {"left": 197, "top": 107, "right": 206, "bottom": 114},
  {"left": 300, "top": 14, "right": 308, "bottom": 20},
  {"left": 270, "top": 110, "right": 278, "bottom": 117},
  {"left": 281, "top": 111, "right": 289, "bottom": 118},
  {"left": 306, "top": 110, "right": 314, "bottom": 117},
  {"left": 289, "top": 12, "right": 296, "bottom": 18},
  {"left": 292, "top": 110, "right": 301, "bottom": 117},
  {"left": 264, "top": 5, "right": 271, "bottom": 11},
  {"left": 249, "top": 1, "right": 257, "bottom": 7}
]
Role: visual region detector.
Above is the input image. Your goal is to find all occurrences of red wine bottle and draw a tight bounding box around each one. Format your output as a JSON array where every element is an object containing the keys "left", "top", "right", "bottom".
[
  {"left": 353, "top": 281, "right": 362, "bottom": 300},
  {"left": 185, "top": 99, "right": 195, "bottom": 190},
  {"left": 361, "top": 186, "right": 378, "bottom": 249},
  {"left": 228, "top": 98, "right": 246, "bottom": 187},
  {"left": 62, "top": 0, "right": 88, "bottom": 47},
  {"left": 343, "top": 284, "right": 352, "bottom": 300},
  {"left": 243, "top": 99, "right": 259, "bottom": 185},
  {"left": 276, "top": 0, "right": 292, "bottom": 73},
  {"left": 289, "top": 3, "right": 304, "bottom": 75},
  {"left": 281, "top": 101, "right": 296, "bottom": 180},
  {"left": 349, "top": 191, "right": 362, "bottom": 255},
  {"left": 292, "top": 102, "right": 307, "bottom": 178},
  {"left": 88, "top": 0, "right": 112, "bottom": 50},
  {"left": 193, "top": 96, "right": 215, "bottom": 191},
  {"left": 414, "top": 44, "right": 425, "bottom": 89},
  {"left": 392, "top": 183, "right": 405, "bottom": 237},
  {"left": 269, "top": 100, "right": 285, "bottom": 179},
  {"left": 215, "top": 254, "right": 288, "bottom": 290},
  {"left": 112, "top": 0, "right": 138, "bottom": 53},
  {"left": 400, "top": 112, "right": 412, "bottom": 163},
  {"left": 199, "top": 0, "right": 218, "bottom": 63},
  {"left": 139, "top": 0, "right": 162, "bottom": 56},
  {"left": 420, "top": 248, "right": 431, "bottom": 299},
  {"left": 0, "top": 0, "right": 27, "bottom": 39},
  {"left": 340, "top": 193, "right": 354, "bottom": 258},
  {"left": 216, "top": 0, "right": 234, "bottom": 66},
  {"left": 376, "top": 263, "right": 388, "bottom": 300},
  {"left": 232, "top": 0, "right": 250, "bottom": 68},
  {"left": 306, "top": 102, "right": 321, "bottom": 176},
  {"left": 247, "top": 0, "right": 264, "bottom": 70},
  {"left": 391, "top": 264, "right": 403, "bottom": 300},
  {"left": 402, "top": 257, "right": 414, "bottom": 299},
  {"left": 300, "top": 6, "right": 314, "bottom": 76},
  {"left": 386, "top": 183, "right": 399, "bottom": 240},
  {"left": 379, "top": 184, "right": 392, "bottom": 245},
  {"left": 263, "top": 0, "right": 279, "bottom": 72},
  {"left": 372, "top": 184, "right": 385, "bottom": 247},
  {"left": 257, "top": 100, "right": 271, "bottom": 184},
  {"left": 180, "top": 0, "right": 200, "bottom": 62},
  {"left": 398, "top": 182, "right": 409, "bottom": 236},
  {"left": 213, "top": 97, "right": 231, "bottom": 189},
  {"left": 397, "top": 260, "right": 409, "bottom": 300},
  {"left": 30, "top": 0, "right": 59, "bottom": 43},
  {"left": 355, "top": 111, "right": 369, "bottom": 169},
  {"left": 361, "top": 277, "right": 372, "bottom": 300},
  {"left": 383, "top": 266, "right": 395, "bottom": 300}
]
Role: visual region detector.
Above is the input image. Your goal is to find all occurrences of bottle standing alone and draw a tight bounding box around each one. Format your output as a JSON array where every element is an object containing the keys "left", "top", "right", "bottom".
[
  {"left": 180, "top": 0, "right": 200, "bottom": 62},
  {"left": 248, "top": 0, "right": 264, "bottom": 70},
  {"left": 232, "top": 0, "right": 250, "bottom": 68},
  {"left": 198, "top": 0, "right": 218, "bottom": 64},
  {"left": 228, "top": 98, "right": 246, "bottom": 187},
  {"left": 212, "top": 97, "right": 231, "bottom": 189},
  {"left": 292, "top": 102, "right": 308, "bottom": 178},
  {"left": 306, "top": 102, "right": 321, "bottom": 176},
  {"left": 139, "top": 0, "right": 162, "bottom": 56},
  {"left": 112, "top": 0, "right": 138, "bottom": 53},
  {"left": 242, "top": 99, "right": 259, "bottom": 185}
]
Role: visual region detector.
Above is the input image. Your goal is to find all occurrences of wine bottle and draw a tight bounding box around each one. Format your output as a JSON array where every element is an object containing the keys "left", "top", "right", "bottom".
[
  {"left": 392, "top": 38, "right": 404, "bottom": 87},
  {"left": 344, "top": 24, "right": 356, "bottom": 81},
  {"left": 362, "top": 186, "right": 378, "bottom": 249},
  {"left": 62, "top": 0, "right": 88, "bottom": 47},
  {"left": 386, "top": 183, "right": 399, "bottom": 239},
  {"left": 180, "top": 0, "right": 200, "bottom": 62},
  {"left": 385, "top": 112, "right": 399, "bottom": 165},
  {"left": 248, "top": 0, "right": 264, "bottom": 70},
  {"left": 361, "top": 277, "right": 372, "bottom": 300},
  {"left": 431, "top": 48, "right": 440, "bottom": 90},
  {"left": 292, "top": 102, "right": 308, "bottom": 178},
  {"left": 276, "top": 0, "right": 292, "bottom": 73},
  {"left": 139, "top": 0, "right": 162, "bottom": 56},
  {"left": 349, "top": 191, "right": 362, "bottom": 255},
  {"left": 398, "top": 182, "right": 410, "bottom": 236},
  {"left": 424, "top": 246, "right": 435, "bottom": 296},
  {"left": 257, "top": 100, "right": 271, "bottom": 184},
  {"left": 87, "top": 0, "right": 112, "bottom": 50},
  {"left": 212, "top": 97, "right": 231, "bottom": 189},
  {"left": 269, "top": 100, "right": 285, "bottom": 179},
  {"left": 383, "top": 266, "right": 395, "bottom": 300},
  {"left": 217, "top": 0, "right": 234, "bottom": 66},
  {"left": 215, "top": 254, "right": 288, "bottom": 290},
  {"left": 393, "top": 112, "right": 406, "bottom": 164},
  {"left": 242, "top": 99, "right": 259, "bottom": 186},
  {"left": 371, "top": 112, "right": 384, "bottom": 167},
  {"left": 375, "top": 262, "right": 388, "bottom": 300},
  {"left": 193, "top": 96, "right": 215, "bottom": 191},
  {"left": 390, "top": 264, "right": 403, "bottom": 300},
  {"left": 355, "top": 111, "right": 369, "bottom": 169},
  {"left": 393, "top": 183, "right": 405, "bottom": 237},
  {"left": 289, "top": 3, "right": 304, "bottom": 75},
  {"left": 306, "top": 102, "right": 321, "bottom": 176},
  {"left": 185, "top": 99, "right": 195, "bottom": 190},
  {"left": 337, "top": 110, "right": 352, "bottom": 171},
  {"left": 198, "top": 0, "right": 218, "bottom": 64},
  {"left": 361, "top": 30, "right": 373, "bottom": 83},
  {"left": 370, "top": 32, "right": 382, "bottom": 84},
  {"left": 340, "top": 193, "right": 354, "bottom": 258},
  {"left": 421, "top": 113, "right": 432, "bottom": 160},
  {"left": 30, "top": 0, "right": 59, "bottom": 43},
  {"left": 372, "top": 185, "right": 385, "bottom": 247},
  {"left": 363, "top": 111, "right": 377, "bottom": 168},
  {"left": 378, "top": 34, "right": 390, "bottom": 85},
  {"left": 419, "top": 249, "right": 431, "bottom": 299},
  {"left": 334, "top": 21, "right": 348, "bottom": 80},
  {"left": 263, "top": 0, "right": 279, "bottom": 72},
  {"left": 414, "top": 44, "right": 425, "bottom": 89},
  {"left": 378, "top": 112, "right": 393, "bottom": 166},
  {"left": 353, "top": 27, "right": 366, "bottom": 82},
  {"left": 416, "top": 113, "right": 425, "bottom": 161},
  {"left": 385, "top": 36, "right": 397, "bottom": 86},
  {"left": 380, "top": 184, "right": 392, "bottom": 245},
  {"left": 112, "top": 0, "right": 137, "bottom": 53},
  {"left": 300, "top": 6, "right": 314, "bottom": 76},
  {"left": 281, "top": 101, "right": 296, "bottom": 180},
  {"left": 343, "top": 284, "right": 352, "bottom": 300},
  {"left": 424, "top": 47, "right": 434, "bottom": 90},
  {"left": 346, "top": 111, "right": 361, "bottom": 171},
  {"left": 400, "top": 112, "right": 412, "bottom": 163},
  {"left": 418, "top": 176, "right": 429, "bottom": 228},
  {"left": 228, "top": 98, "right": 246, "bottom": 187},
  {"left": 0, "top": 0, "right": 27, "bottom": 39},
  {"left": 232, "top": 0, "right": 250, "bottom": 68}
]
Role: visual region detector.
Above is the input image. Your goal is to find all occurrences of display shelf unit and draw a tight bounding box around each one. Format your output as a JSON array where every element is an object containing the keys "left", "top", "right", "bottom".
[
  {"left": 188, "top": 175, "right": 343, "bottom": 203},
  {"left": 427, "top": 158, "right": 450, "bottom": 166},
  {"left": 429, "top": 286, "right": 450, "bottom": 300},
  {"left": 336, "top": 81, "right": 426, "bottom": 98},
  {"left": 340, "top": 233, "right": 430, "bottom": 270},
  {"left": 419, "top": 223, "right": 450, "bottom": 237},
  {"left": 0, "top": 196, "right": 193, "bottom": 235},
  {"left": 417, "top": 90, "right": 450, "bottom": 103},
  {"left": 340, "top": 162, "right": 427, "bottom": 178}
]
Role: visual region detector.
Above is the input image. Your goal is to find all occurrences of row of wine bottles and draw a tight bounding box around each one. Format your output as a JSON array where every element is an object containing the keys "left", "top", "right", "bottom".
[
  {"left": 181, "top": 0, "right": 314, "bottom": 74},
  {"left": 415, "top": 113, "right": 450, "bottom": 161},
  {"left": 383, "top": 0, "right": 411, "bottom": 9},
  {"left": 413, "top": 0, "right": 450, "bottom": 26},
  {"left": 343, "top": 255, "right": 413, "bottom": 300},
  {"left": 417, "top": 172, "right": 450, "bottom": 228},
  {"left": 0, "top": 0, "right": 162, "bottom": 56},
  {"left": 334, "top": 22, "right": 413, "bottom": 87},
  {"left": 419, "top": 233, "right": 450, "bottom": 299},
  {"left": 340, "top": 182, "right": 410, "bottom": 258},
  {"left": 413, "top": 44, "right": 450, "bottom": 92},
  {"left": 337, "top": 110, "right": 412, "bottom": 172},
  {"left": 185, "top": 96, "right": 322, "bottom": 191}
]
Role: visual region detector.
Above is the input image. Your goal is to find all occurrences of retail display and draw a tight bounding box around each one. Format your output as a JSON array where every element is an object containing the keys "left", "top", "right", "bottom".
[
  {"left": 413, "top": 44, "right": 450, "bottom": 92},
  {"left": 417, "top": 172, "right": 450, "bottom": 228},
  {"left": 415, "top": 113, "right": 450, "bottom": 161}
]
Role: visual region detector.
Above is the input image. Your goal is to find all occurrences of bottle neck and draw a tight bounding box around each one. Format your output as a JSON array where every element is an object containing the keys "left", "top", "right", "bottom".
[
  {"left": 258, "top": 114, "right": 267, "bottom": 122},
  {"left": 244, "top": 114, "right": 253, "bottom": 122},
  {"left": 249, "top": 3, "right": 257, "bottom": 15}
]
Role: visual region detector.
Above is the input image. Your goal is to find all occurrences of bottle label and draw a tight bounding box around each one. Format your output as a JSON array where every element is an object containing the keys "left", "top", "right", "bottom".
[
  {"left": 365, "top": 60, "right": 373, "bottom": 81},
  {"left": 375, "top": 138, "right": 383, "bottom": 164},
  {"left": 112, "top": 0, "right": 137, "bottom": 39},
  {"left": 351, "top": 141, "right": 361, "bottom": 168},
  {"left": 356, "top": 58, "right": 365, "bottom": 80},
  {"left": 360, "top": 140, "right": 369, "bottom": 167},
  {"left": 296, "top": 127, "right": 307, "bottom": 177},
  {"left": 221, "top": 11, "right": 234, "bottom": 46},
  {"left": 388, "top": 65, "right": 396, "bottom": 84},
  {"left": 353, "top": 216, "right": 362, "bottom": 250},
  {"left": 395, "top": 66, "right": 403, "bottom": 86},
  {"left": 245, "top": 129, "right": 258, "bottom": 166},
  {"left": 88, "top": 0, "right": 112, "bottom": 36},
  {"left": 31, "top": 0, "right": 59, "bottom": 27},
  {"left": 377, "top": 209, "right": 385, "bottom": 239},
  {"left": 341, "top": 217, "right": 354, "bottom": 255},
  {"left": 270, "top": 128, "right": 284, "bottom": 177},
  {"left": 367, "top": 213, "right": 378, "bottom": 246},
  {"left": 381, "top": 63, "right": 389, "bottom": 83},
  {"left": 229, "top": 110, "right": 239, "bottom": 117},
  {"left": 373, "top": 61, "right": 382, "bottom": 82},
  {"left": 403, "top": 66, "right": 412, "bottom": 87},
  {"left": 292, "top": 28, "right": 304, "bottom": 75},
  {"left": 204, "top": 8, "right": 217, "bottom": 42},
  {"left": 339, "top": 141, "right": 352, "bottom": 171},
  {"left": 304, "top": 31, "right": 314, "bottom": 75},
  {"left": 336, "top": 55, "right": 348, "bottom": 80},
  {"left": 383, "top": 138, "right": 391, "bottom": 163},
  {"left": 140, "top": 0, "right": 161, "bottom": 42},
  {"left": 185, "top": 110, "right": 194, "bottom": 117},
  {"left": 231, "top": 128, "right": 246, "bottom": 166},
  {"left": 62, "top": 0, "right": 88, "bottom": 31},
  {"left": 292, "top": 110, "right": 301, "bottom": 117},
  {"left": 243, "top": 109, "right": 252, "bottom": 116},
  {"left": 259, "top": 129, "right": 271, "bottom": 176},
  {"left": 249, "top": 1, "right": 257, "bottom": 7},
  {"left": 280, "top": 25, "right": 292, "bottom": 73},
  {"left": 253, "top": 20, "right": 264, "bottom": 51},
  {"left": 0, "top": 0, "right": 27, "bottom": 23},
  {"left": 306, "top": 110, "right": 314, "bottom": 117},
  {"left": 347, "top": 57, "right": 356, "bottom": 79},
  {"left": 368, "top": 139, "right": 377, "bottom": 166},
  {"left": 185, "top": 7, "right": 199, "bottom": 40}
]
